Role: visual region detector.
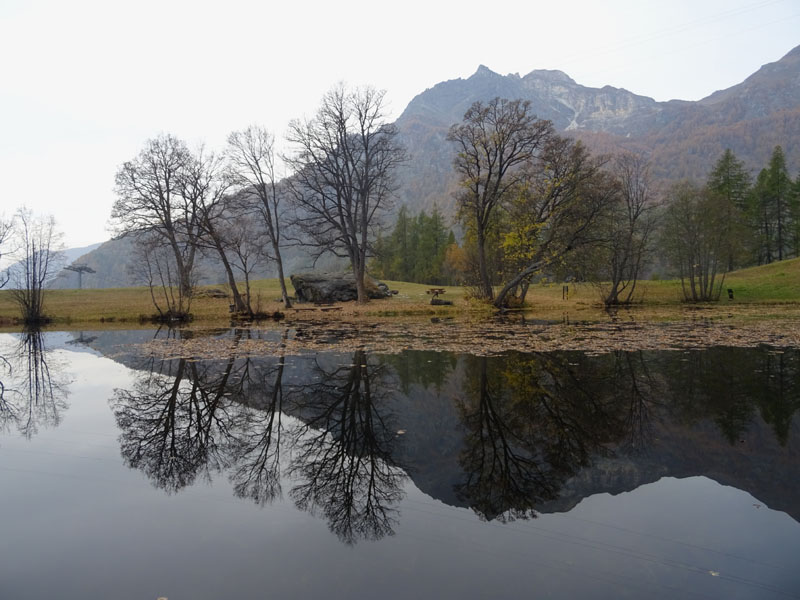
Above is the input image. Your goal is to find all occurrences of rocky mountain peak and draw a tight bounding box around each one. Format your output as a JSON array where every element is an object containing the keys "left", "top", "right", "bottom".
[
  {"left": 523, "top": 68, "right": 575, "bottom": 85},
  {"left": 470, "top": 64, "right": 501, "bottom": 79}
]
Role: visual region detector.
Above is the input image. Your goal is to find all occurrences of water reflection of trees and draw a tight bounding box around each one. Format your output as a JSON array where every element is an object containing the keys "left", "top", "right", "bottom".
[
  {"left": 288, "top": 350, "right": 405, "bottom": 544},
  {"left": 454, "top": 351, "right": 656, "bottom": 521},
  {"left": 454, "top": 347, "right": 800, "bottom": 521},
  {"left": 111, "top": 336, "right": 404, "bottom": 543},
  {"left": 227, "top": 331, "right": 288, "bottom": 506},
  {"left": 108, "top": 335, "right": 800, "bottom": 537},
  {"left": 111, "top": 330, "right": 248, "bottom": 493},
  {"left": 663, "top": 347, "right": 800, "bottom": 446},
  {"left": 0, "top": 330, "right": 69, "bottom": 438}
]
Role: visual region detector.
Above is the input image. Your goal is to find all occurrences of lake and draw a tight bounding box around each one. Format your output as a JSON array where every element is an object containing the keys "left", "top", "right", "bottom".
[{"left": 1, "top": 328, "right": 799, "bottom": 599}]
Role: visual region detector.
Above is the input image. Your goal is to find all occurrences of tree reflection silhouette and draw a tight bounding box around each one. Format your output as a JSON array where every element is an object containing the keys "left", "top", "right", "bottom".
[
  {"left": 663, "top": 347, "right": 800, "bottom": 446},
  {"left": 106, "top": 335, "right": 800, "bottom": 540},
  {"left": 110, "top": 333, "right": 405, "bottom": 543},
  {"left": 288, "top": 350, "right": 406, "bottom": 544},
  {"left": 110, "top": 331, "right": 247, "bottom": 493},
  {"left": 0, "top": 330, "right": 69, "bottom": 438},
  {"left": 455, "top": 351, "right": 656, "bottom": 521},
  {"left": 228, "top": 331, "right": 288, "bottom": 506}
]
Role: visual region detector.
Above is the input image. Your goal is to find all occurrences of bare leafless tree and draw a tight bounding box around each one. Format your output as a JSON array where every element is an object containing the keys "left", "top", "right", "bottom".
[
  {"left": 111, "top": 134, "right": 200, "bottom": 300},
  {"left": 284, "top": 85, "right": 406, "bottom": 304},
  {"left": 9, "top": 208, "right": 64, "bottom": 325},
  {"left": 216, "top": 211, "right": 264, "bottom": 314},
  {"left": 661, "top": 181, "right": 728, "bottom": 302},
  {"left": 227, "top": 126, "right": 292, "bottom": 308},
  {"left": 595, "top": 153, "right": 658, "bottom": 306},
  {"left": 129, "top": 232, "right": 195, "bottom": 320},
  {"left": 179, "top": 147, "right": 259, "bottom": 314}
]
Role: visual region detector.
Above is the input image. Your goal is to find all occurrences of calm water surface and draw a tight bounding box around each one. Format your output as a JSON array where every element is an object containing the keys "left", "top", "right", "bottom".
[{"left": 1, "top": 329, "right": 799, "bottom": 599}]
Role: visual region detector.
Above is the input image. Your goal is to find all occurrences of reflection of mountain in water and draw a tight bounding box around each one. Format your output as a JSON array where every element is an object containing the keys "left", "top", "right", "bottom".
[
  {"left": 92, "top": 327, "right": 800, "bottom": 533},
  {"left": 392, "top": 349, "right": 800, "bottom": 521}
]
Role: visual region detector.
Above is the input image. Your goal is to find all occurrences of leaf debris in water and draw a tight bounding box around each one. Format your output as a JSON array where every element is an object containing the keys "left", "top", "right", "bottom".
[{"left": 133, "top": 316, "right": 800, "bottom": 361}]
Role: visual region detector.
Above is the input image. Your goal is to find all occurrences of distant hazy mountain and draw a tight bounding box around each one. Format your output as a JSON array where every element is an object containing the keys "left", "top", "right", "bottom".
[
  {"left": 63, "top": 242, "right": 103, "bottom": 265},
  {"left": 49, "top": 235, "right": 345, "bottom": 290},
  {"left": 50, "top": 238, "right": 136, "bottom": 289},
  {"left": 68, "top": 45, "right": 800, "bottom": 288},
  {"left": 4, "top": 241, "right": 101, "bottom": 289}
]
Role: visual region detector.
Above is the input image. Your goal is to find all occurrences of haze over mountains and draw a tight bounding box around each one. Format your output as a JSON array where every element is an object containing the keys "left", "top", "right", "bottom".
[
  {"left": 57, "top": 45, "right": 800, "bottom": 289},
  {"left": 394, "top": 44, "right": 800, "bottom": 216}
]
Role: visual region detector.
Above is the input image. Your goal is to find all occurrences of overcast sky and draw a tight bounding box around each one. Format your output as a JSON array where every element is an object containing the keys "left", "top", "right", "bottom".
[{"left": 1, "top": 0, "right": 798, "bottom": 248}]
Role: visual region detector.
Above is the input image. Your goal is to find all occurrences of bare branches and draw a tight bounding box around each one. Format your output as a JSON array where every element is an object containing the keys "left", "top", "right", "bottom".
[
  {"left": 112, "top": 135, "right": 201, "bottom": 300},
  {"left": 8, "top": 208, "right": 64, "bottom": 325},
  {"left": 661, "top": 181, "right": 728, "bottom": 301},
  {"left": 284, "top": 85, "right": 406, "bottom": 304},
  {"left": 227, "top": 126, "right": 292, "bottom": 308},
  {"left": 595, "top": 152, "right": 658, "bottom": 306}
]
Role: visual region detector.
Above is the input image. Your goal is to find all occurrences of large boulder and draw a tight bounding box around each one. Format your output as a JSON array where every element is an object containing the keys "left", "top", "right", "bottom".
[{"left": 290, "top": 272, "right": 391, "bottom": 303}]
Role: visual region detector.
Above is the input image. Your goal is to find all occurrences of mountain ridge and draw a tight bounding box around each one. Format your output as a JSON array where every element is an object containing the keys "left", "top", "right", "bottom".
[
  {"left": 59, "top": 44, "right": 800, "bottom": 288},
  {"left": 393, "top": 43, "right": 800, "bottom": 218}
]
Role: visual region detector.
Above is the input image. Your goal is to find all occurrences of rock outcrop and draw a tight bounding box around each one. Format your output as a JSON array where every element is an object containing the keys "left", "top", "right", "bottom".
[{"left": 290, "top": 272, "right": 391, "bottom": 303}]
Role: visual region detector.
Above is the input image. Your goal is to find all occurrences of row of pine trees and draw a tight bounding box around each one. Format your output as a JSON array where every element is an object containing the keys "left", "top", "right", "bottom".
[
  {"left": 733, "top": 145, "right": 800, "bottom": 266},
  {"left": 371, "top": 206, "right": 466, "bottom": 285}
]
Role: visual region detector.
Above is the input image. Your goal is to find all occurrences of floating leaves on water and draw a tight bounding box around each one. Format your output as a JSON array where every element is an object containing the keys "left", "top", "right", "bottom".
[{"left": 133, "top": 316, "right": 800, "bottom": 361}]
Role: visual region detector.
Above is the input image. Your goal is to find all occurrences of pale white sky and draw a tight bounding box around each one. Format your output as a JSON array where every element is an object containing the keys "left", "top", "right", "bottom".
[{"left": 1, "top": 0, "right": 799, "bottom": 248}]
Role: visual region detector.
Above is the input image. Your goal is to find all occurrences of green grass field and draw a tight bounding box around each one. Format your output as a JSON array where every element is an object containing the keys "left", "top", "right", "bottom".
[{"left": 0, "top": 257, "right": 798, "bottom": 326}]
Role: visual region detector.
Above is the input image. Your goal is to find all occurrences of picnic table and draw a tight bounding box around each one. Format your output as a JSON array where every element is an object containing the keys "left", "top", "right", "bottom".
[
  {"left": 426, "top": 288, "right": 446, "bottom": 299},
  {"left": 291, "top": 302, "right": 343, "bottom": 313}
]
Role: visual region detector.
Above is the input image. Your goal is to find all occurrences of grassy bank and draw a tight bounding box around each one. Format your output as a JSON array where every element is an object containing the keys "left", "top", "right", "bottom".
[{"left": 0, "top": 257, "right": 798, "bottom": 326}]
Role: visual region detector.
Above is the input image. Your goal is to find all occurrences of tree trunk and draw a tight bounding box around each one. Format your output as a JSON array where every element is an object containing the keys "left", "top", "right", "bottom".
[
  {"left": 217, "top": 242, "right": 247, "bottom": 313},
  {"left": 476, "top": 229, "right": 493, "bottom": 300},
  {"left": 355, "top": 262, "right": 368, "bottom": 304},
  {"left": 272, "top": 238, "right": 292, "bottom": 308},
  {"left": 493, "top": 258, "right": 544, "bottom": 309}
]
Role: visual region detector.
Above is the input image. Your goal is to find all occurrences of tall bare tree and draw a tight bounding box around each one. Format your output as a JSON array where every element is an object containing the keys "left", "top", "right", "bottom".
[
  {"left": 216, "top": 211, "right": 264, "bottom": 313},
  {"left": 227, "top": 126, "right": 292, "bottom": 308},
  {"left": 179, "top": 148, "right": 255, "bottom": 314},
  {"left": 111, "top": 134, "right": 200, "bottom": 299},
  {"left": 448, "top": 98, "right": 553, "bottom": 300},
  {"left": 594, "top": 152, "right": 658, "bottom": 306},
  {"left": 9, "top": 208, "right": 64, "bottom": 325},
  {"left": 661, "top": 181, "right": 728, "bottom": 302},
  {"left": 284, "top": 85, "right": 406, "bottom": 304}
]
